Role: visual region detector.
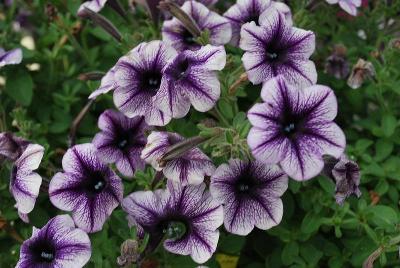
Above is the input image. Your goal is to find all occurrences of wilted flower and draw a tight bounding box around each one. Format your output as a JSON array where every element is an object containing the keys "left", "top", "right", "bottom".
[
  {"left": 247, "top": 76, "right": 346, "bottom": 181},
  {"left": 240, "top": 11, "right": 316, "bottom": 87},
  {"left": 155, "top": 45, "right": 226, "bottom": 118},
  {"left": 210, "top": 159, "right": 288, "bottom": 235},
  {"left": 113, "top": 41, "right": 176, "bottom": 126},
  {"left": 10, "top": 144, "right": 44, "bottom": 215},
  {"left": 0, "top": 132, "right": 29, "bottom": 162},
  {"left": 16, "top": 215, "right": 91, "bottom": 268},
  {"left": 323, "top": 155, "right": 361, "bottom": 205},
  {"left": 117, "top": 239, "right": 139, "bottom": 267},
  {"left": 324, "top": 45, "right": 350, "bottom": 79},
  {"left": 122, "top": 182, "right": 223, "bottom": 264},
  {"left": 141, "top": 131, "right": 215, "bottom": 186},
  {"left": 224, "top": 0, "right": 292, "bottom": 46},
  {"left": 88, "top": 67, "right": 117, "bottom": 99},
  {"left": 49, "top": 143, "right": 123, "bottom": 233},
  {"left": 78, "top": 0, "right": 107, "bottom": 17},
  {"left": 92, "top": 109, "right": 148, "bottom": 177},
  {"left": 0, "top": 47, "right": 22, "bottom": 68},
  {"left": 325, "top": 0, "right": 361, "bottom": 16},
  {"left": 162, "top": 1, "right": 232, "bottom": 52},
  {"left": 347, "top": 58, "right": 376, "bottom": 89}
]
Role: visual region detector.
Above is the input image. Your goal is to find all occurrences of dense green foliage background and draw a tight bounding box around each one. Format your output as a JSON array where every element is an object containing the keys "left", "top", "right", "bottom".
[{"left": 1, "top": 0, "right": 400, "bottom": 267}]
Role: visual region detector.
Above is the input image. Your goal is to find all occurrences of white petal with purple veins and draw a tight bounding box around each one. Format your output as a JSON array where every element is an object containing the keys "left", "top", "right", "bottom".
[{"left": 0, "top": 48, "right": 23, "bottom": 67}]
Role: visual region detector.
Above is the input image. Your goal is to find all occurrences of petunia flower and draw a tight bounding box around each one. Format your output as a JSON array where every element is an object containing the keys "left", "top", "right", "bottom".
[
  {"left": 154, "top": 45, "right": 226, "bottom": 118},
  {"left": 247, "top": 76, "right": 346, "bottom": 181},
  {"left": 122, "top": 182, "right": 223, "bottom": 264},
  {"left": 210, "top": 159, "right": 287, "bottom": 235},
  {"left": 88, "top": 67, "right": 117, "bottom": 99},
  {"left": 240, "top": 11, "right": 316, "bottom": 88},
  {"left": 16, "top": 215, "right": 91, "bottom": 268},
  {"left": 10, "top": 144, "right": 44, "bottom": 215},
  {"left": 113, "top": 41, "right": 176, "bottom": 126},
  {"left": 325, "top": 0, "right": 361, "bottom": 16},
  {"left": 0, "top": 47, "right": 22, "bottom": 68},
  {"left": 92, "top": 109, "right": 148, "bottom": 177},
  {"left": 162, "top": 1, "right": 232, "bottom": 52},
  {"left": 224, "top": 0, "right": 292, "bottom": 46},
  {"left": 49, "top": 143, "right": 123, "bottom": 233},
  {"left": 323, "top": 155, "right": 361, "bottom": 205},
  {"left": 0, "top": 132, "right": 29, "bottom": 162},
  {"left": 77, "top": 0, "right": 107, "bottom": 17},
  {"left": 141, "top": 131, "right": 215, "bottom": 186}
]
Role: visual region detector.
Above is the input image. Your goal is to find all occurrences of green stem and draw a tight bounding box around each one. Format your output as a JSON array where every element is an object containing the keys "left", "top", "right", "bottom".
[{"left": 213, "top": 107, "right": 231, "bottom": 127}]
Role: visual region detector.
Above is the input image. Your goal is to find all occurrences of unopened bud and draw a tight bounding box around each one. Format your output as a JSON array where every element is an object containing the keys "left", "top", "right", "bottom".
[
  {"left": 160, "top": 136, "right": 207, "bottom": 163},
  {"left": 78, "top": 71, "right": 106, "bottom": 81},
  {"left": 81, "top": 7, "right": 122, "bottom": 42},
  {"left": 159, "top": 0, "right": 201, "bottom": 37}
]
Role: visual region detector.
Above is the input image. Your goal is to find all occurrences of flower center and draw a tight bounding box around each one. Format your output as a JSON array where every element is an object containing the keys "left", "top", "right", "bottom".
[
  {"left": 118, "top": 139, "right": 128, "bottom": 149},
  {"left": 238, "top": 183, "right": 250, "bottom": 192},
  {"left": 141, "top": 71, "right": 162, "bottom": 95},
  {"left": 170, "top": 58, "right": 190, "bottom": 80},
  {"left": 163, "top": 221, "right": 187, "bottom": 240},
  {"left": 84, "top": 171, "right": 107, "bottom": 195},
  {"left": 283, "top": 123, "right": 296, "bottom": 134},
  {"left": 265, "top": 47, "right": 287, "bottom": 63},
  {"left": 30, "top": 239, "right": 56, "bottom": 263},
  {"left": 182, "top": 29, "right": 197, "bottom": 45}
]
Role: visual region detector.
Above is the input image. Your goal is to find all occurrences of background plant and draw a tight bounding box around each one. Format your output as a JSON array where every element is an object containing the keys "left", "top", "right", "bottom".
[{"left": 0, "top": 0, "right": 400, "bottom": 267}]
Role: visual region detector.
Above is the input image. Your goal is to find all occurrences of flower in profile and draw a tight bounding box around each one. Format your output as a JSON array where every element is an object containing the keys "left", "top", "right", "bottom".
[
  {"left": 210, "top": 159, "right": 288, "bottom": 235},
  {"left": 323, "top": 155, "right": 361, "bottom": 205},
  {"left": 0, "top": 132, "right": 29, "bottom": 162},
  {"left": 224, "top": 0, "right": 292, "bottom": 46},
  {"left": 49, "top": 143, "right": 123, "bottom": 233},
  {"left": 113, "top": 41, "right": 176, "bottom": 126},
  {"left": 162, "top": 1, "right": 232, "bottom": 52},
  {"left": 347, "top": 58, "right": 376, "bottom": 89},
  {"left": 10, "top": 144, "right": 44, "bottom": 215},
  {"left": 155, "top": 45, "right": 226, "bottom": 118},
  {"left": 247, "top": 76, "right": 346, "bottom": 181},
  {"left": 92, "top": 109, "right": 148, "bottom": 177},
  {"left": 325, "top": 0, "right": 361, "bottom": 16},
  {"left": 122, "top": 182, "right": 223, "bottom": 264},
  {"left": 16, "top": 215, "right": 91, "bottom": 268},
  {"left": 0, "top": 47, "right": 22, "bottom": 68},
  {"left": 77, "top": 0, "right": 107, "bottom": 17},
  {"left": 324, "top": 45, "right": 350, "bottom": 80},
  {"left": 88, "top": 67, "right": 117, "bottom": 99},
  {"left": 141, "top": 131, "right": 215, "bottom": 186},
  {"left": 240, "top": 11, "right": 316, "bottom": 88}
]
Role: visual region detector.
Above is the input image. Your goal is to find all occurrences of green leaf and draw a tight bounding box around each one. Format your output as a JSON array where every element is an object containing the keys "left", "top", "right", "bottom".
[
  {"left": 301, "top": 213, "right": 322, "bottom": 234},
  {"left": 5, "top": 69, "right": 34, "bottom": 106},
  {"left": 374, "top": 140, "right": 393, "bottom": 162},
  {"left": 368, "top": 205, "right": 398, "bottom": 228},
  {"left": 300, "top": 243, "right": 323, "bottom": 266},
  {"left": 281, "top": 241, "right": 299, "bottom": 266},
  {"left": 381, "top": 114, "right": 397, "bottom": 137}
]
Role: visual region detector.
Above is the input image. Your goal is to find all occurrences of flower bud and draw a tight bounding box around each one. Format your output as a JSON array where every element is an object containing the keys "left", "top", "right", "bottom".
[{"left": 347, "top": 58, "right": 376, "bottom": 89}]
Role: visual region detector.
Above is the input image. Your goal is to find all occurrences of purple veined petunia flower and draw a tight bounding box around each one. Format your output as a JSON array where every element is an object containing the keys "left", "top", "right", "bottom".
[
  {"left": 175, "top": 0, "right": 217, "bottom": 5},
  {"left": 154, "top": 45, "right": 226, "bottom": 118},
  {"left": 326, "top": 0, "right": 361, "bottom": 16},
  {"left": 113, "top": 41, "right": 177, "bottom": 126},
  {"left": 92, "top": 109, "right": 148, "bottom": 177},
  {"left": 0, "top": 132, "right": 29, "bottom": 162},
  {"left": 323, "top": 154, "right": 361, "bottom": 205},
  {"left": 88, "top": 67, "right": 117, "bottom": 99},
  {"left": 10, "top": 144, "right": 44, "bottom": 215},
  {"left": 49, "top": 143, "right": 123, "bottom": 233},
  {"left": 16, "top": 214, "right": 91, "bottom": 268},
  {"left": 247, "top": 76, "right": 346, "bottom": 181},
  {"left": 223, "top": 0, "right": 292, "bottom": 46},
  {"left": 122, "top": 182, "right": 223, "bottom": 264},
  {"left": 210, "top": 159, "right": 288, "bottom": 235},
  {"left": 0, "top": 47, "right": 22, "bottom": 68},
  {"left": 240, "top": 11, "right": 317, "bottom": 88},
  {"left": 162, "top": 1, "right": 232, "bottom": 52},
  {"left": 78, "top": 0, "right": 107, "bottom": 17},
  {"left": 141, "top": 131, "right": 215, "bottom": 186}
]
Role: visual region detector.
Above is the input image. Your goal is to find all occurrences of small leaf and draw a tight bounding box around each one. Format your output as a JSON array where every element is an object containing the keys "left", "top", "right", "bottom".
[
  {"left": 5, "top": 69, "right": 34, "bottom": 106},
  {"left": 301, "top": 213, "right": 322, "bottom": 234},
  {"left": 381, "top": 114, "right": 397, "bottom": 137},
  {"left": 281, "top": 241, "right": 299, "bottom": 266}
]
